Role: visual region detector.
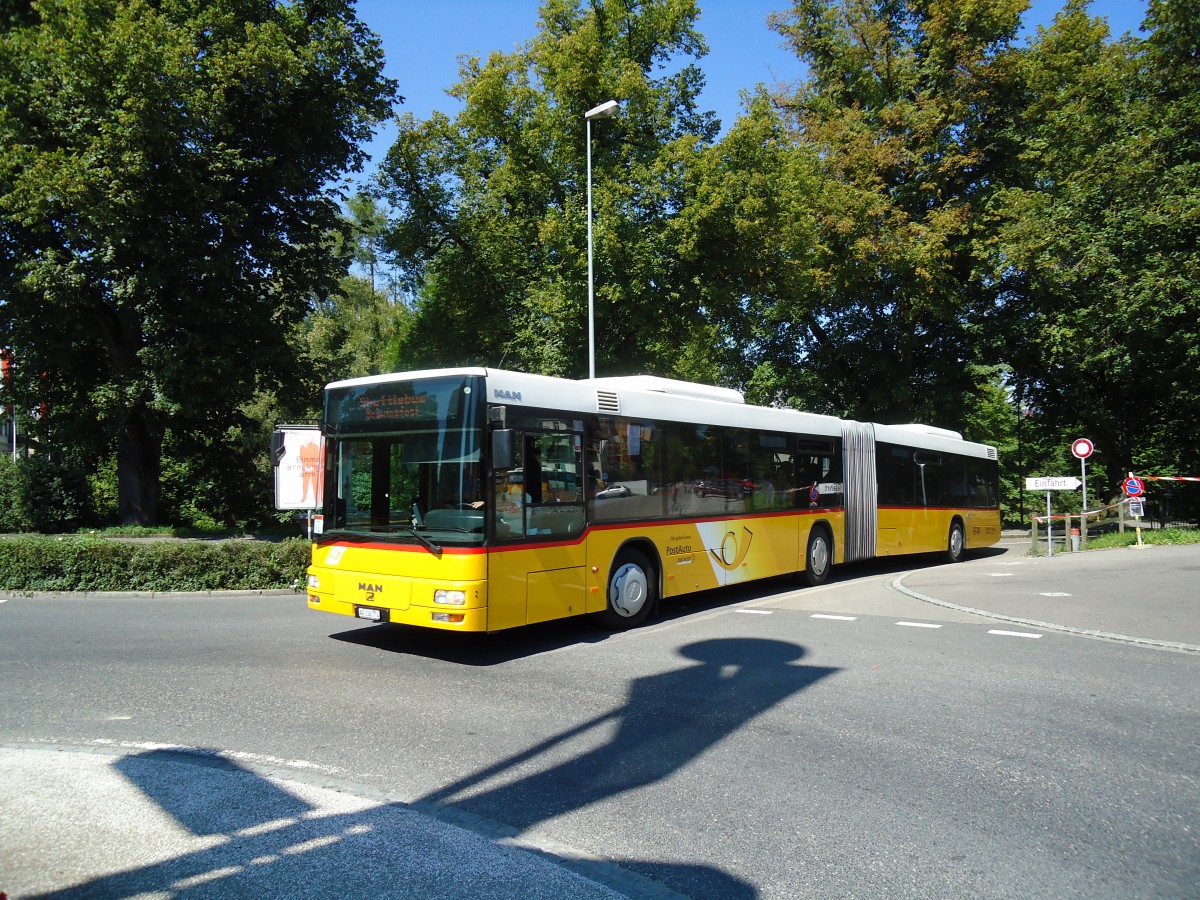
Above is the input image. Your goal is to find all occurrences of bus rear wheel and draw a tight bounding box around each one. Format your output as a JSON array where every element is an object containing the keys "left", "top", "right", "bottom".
[
  {"left": 943, "top": 521, "right": 965, "bottom": 563},
  {"left": 802, "top": 527, "right": 832, "bottom": 587},
  {"left": 601, "top": 549, "right": 657, "bottom": 629}
]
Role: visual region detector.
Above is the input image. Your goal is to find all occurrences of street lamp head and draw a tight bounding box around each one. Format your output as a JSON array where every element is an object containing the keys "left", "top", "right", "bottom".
[{"left": 585, "top": 99, "right": 620, "bottom": 120}]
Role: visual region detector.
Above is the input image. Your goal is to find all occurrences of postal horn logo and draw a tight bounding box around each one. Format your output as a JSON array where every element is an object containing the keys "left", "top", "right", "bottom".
[{"left": 710, "top": 527, "right": 754, "bottom": 571}]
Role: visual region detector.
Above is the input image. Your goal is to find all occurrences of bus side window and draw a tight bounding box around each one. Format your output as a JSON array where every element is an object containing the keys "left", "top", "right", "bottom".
[
  {"left": 521, "top": 430, "right": 585, "bottom": 537},
  {"left": 749, "top": 431, "right": 791, "bottom": 510}
]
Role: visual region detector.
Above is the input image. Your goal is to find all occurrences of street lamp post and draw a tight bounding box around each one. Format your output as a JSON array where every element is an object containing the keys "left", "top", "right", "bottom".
[{"left": 585, "top": 99, "right": 619, "bottom": 380}]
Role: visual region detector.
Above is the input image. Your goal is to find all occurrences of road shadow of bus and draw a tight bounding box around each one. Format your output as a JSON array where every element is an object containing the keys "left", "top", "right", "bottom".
[
  {"left": 329, "top": 616, "right": 613, "bottom": 664},
  {"left": 32, "top": 637, "right": 835, "bottom": 900}
]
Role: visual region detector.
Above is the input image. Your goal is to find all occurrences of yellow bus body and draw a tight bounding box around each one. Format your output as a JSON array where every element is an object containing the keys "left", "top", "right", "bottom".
[
  {"left": 875, "top": 506, "right": 1001, "bottom": 555},
  {"left": 310, "top": 509, "right": 871, "bottom": 632},
  {"left": 306, "top": 367, "right": 1002, "bottom": 633}
]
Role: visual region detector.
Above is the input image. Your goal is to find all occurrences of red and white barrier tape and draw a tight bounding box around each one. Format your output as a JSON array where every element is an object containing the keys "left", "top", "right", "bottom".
[{"left": 1031, "top": 498, "right": 1131, "bottom": 524}]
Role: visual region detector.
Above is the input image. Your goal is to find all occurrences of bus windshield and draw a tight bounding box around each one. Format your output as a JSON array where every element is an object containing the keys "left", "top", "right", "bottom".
[{"left": 320, "top": 375, "right": 486, "bottom": 545}]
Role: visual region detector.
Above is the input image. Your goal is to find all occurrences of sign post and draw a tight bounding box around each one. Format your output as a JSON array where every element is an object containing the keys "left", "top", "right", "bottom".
[
  {"left": 1071, "top": 439, "right": 1093, "bottom": 547},
  {"left": 1124, "top": 473, "right": 1146, "bottom": 547},
  {"left": 1025, "top": 477, "right": 1084, "bottom": 556},
  {"left": 1046, "top": 491, "right": 1054, "bottom": 556}
]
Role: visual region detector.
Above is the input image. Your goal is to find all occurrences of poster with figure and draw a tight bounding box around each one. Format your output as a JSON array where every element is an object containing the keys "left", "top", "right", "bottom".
[{"left": 273, "top": 424, "right": 324, "bottom": 510}]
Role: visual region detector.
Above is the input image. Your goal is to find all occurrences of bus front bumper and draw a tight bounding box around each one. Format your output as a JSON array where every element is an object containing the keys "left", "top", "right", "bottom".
[{"left": 306, "top": 567, "right": 489, "bottom": 632}]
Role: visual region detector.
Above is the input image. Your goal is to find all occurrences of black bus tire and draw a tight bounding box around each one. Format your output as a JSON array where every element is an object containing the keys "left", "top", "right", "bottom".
[
  {"left": 802, "top": 526, "right": 832, "bottom": 587},
  {"left": 943, "top": 520, "right": 966, "bottom": 563},
  {"left": 601, "top": 549, "right": 657, "bottom": 629}
]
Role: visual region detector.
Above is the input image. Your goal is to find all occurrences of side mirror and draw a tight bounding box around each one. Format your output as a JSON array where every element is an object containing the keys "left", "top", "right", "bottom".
[{"left": 492, "top": 428, "right": 515, "bottom": 471}]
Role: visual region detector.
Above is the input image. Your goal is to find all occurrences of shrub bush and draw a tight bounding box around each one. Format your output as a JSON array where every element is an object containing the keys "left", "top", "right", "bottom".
[
  {"left": 1084, "top": 528, "right": 1200, "bottom": 550},
  {"left": 0, "top": 536, "right": 311, "bottom": 592},
  {"left": 0, "top": 454, "right": 93, "bottom": 533}
]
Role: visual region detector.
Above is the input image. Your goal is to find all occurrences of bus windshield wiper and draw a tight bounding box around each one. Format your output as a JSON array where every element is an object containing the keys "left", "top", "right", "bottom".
[{"left": 403, "top": 523, "right": 443, "bottom": 557}]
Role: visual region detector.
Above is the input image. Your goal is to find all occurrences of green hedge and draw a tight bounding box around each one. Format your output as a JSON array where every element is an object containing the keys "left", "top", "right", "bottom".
[
  {"left": 0, "top": 536, "right": 311, "bottom": 592},
  {"left": 1084, "top": 529, "right": 1200, "bottom": 550}
]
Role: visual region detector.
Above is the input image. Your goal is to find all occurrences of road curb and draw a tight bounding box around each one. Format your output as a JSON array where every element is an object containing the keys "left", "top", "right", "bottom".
[
  {"left": 891, "top": 573, "right": 1200, "bottom": 654},
  {"left": 1, "top": 588, "right": 300, "bottom": 601}
]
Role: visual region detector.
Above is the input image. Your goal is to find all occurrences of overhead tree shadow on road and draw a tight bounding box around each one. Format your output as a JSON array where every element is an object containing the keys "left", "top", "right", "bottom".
[
  {"left": 29, "top": 749, "right": 749, "bottom": 899},
  {"left": 24, "top": 639, "right": 834, "bottom": 900},
  {"left": 423, "top": 638, "right": 839, "bottom": 845}
]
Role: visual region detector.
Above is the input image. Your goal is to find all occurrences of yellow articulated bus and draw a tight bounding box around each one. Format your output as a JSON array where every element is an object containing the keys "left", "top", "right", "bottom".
[{"left": 305, "top": 368, "right": 1000, "bottom": 632}]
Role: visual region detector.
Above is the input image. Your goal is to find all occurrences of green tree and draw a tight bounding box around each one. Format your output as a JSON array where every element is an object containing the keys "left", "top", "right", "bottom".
[
  {"left": 0, "top": 0, "right": 396, "bottom": 524},
  {"left": 667, "top": 92, "right": 826, "bottom": 397},
  {"left": 755, "top": 0, "right": 1028, "bottom": 427},
  {"left": 341, "top": 191, "right": 392, "bottom": 299},
  {"left": 376, "top": 0, "right": 718, "bottom": 378},
  {"left": 299, "top": 273, "right": 410, "bottom": 385},
  {"left": 985, "top": 0, "right": 1200, "bottom": 497}
]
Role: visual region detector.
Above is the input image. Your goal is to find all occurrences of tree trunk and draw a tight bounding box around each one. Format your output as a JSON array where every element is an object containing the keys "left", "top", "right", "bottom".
[{"left": 117, "top": 406, "right": 163, "bottom": 526}]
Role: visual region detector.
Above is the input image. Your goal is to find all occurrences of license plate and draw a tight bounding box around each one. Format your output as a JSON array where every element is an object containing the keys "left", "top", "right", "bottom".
[{"left": 355, "top": 606, "right": 385, "bottom": 622}]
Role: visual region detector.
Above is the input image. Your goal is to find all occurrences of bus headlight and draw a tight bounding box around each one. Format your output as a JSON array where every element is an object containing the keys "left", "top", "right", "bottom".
[
  {"left": 434, "top": 589, "right": 466, "bottom": 606},
  {"left": 307, "top": 574, "right": 321, "bottom": 589}
]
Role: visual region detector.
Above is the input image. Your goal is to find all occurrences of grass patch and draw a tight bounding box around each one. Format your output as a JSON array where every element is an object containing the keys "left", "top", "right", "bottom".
[
  {"left": 1084, "top": 528, "right": 1200, "bottom": 550},
  {"left": 0, "top": 536, "right": 311, "bottom": 592}
]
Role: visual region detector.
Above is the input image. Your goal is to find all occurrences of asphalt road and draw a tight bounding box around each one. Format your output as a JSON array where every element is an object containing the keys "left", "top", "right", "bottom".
[{"left": 2, "top": 541, "right": 1198, "bottom": 898}]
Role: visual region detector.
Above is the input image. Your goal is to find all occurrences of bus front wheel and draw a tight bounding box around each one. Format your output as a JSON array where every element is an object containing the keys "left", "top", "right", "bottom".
[
  {"left": 601, "top": 549, "right": 657, "bottom": 629},
  {"left": 802, "top": 527, "right": 832, "bottom": 587},
  {"left": 943, "top": 521, "right": 966, "bottom": 563}
]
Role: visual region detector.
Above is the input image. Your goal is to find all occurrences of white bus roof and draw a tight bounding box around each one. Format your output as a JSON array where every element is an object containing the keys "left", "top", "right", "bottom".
[{"left": 327, "top": 367, "right": 996, "bottom": 459}]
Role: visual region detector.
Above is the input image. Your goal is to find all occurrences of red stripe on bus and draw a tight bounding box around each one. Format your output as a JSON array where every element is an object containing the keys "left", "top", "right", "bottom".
[
  {"left": 317, "top": 507, "right": 850, "bottom": 556},
  {"left": 316, "top": 541, "right": 485, "bottom": 555},
  {"left": 877, "top": 505, "right": 999, "bottom": 512}
]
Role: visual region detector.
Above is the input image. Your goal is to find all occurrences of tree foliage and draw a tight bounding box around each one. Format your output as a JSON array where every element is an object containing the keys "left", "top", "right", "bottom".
[
  {"left": 376, "top": 0, "right": 718, "bottom": 378},
  {"left": 746, "top": 0, "right": 1028, "bottom": 430},
  {"left": 2, "top": 0, "right": 1197, "bottom": 531},
  {"left": 0, "top": 0, "right": 396, "bottom": 524},
  {"left": 986, "top": 0, "right": 1200, "bottom": 496}
]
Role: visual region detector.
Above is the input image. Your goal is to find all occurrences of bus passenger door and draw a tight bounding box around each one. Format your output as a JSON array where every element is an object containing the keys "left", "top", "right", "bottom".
[{"left": 491, "top": 428, "right": 587, "bottom": 627}]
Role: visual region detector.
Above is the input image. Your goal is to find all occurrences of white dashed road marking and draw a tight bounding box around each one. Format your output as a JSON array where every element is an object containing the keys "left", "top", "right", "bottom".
[
  {"left": 896, "top": 621, "right": 942, "bottom": 629},
  {"left": 988, "top": 630, "right": 1043, "bottom": 639},
  {"left": 810, "top": 614, "right": 857, "bottom": 621}
]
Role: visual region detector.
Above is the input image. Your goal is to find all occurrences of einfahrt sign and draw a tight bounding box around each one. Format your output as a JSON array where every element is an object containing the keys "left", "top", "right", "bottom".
[{"left": 1026, "top": 476, "right": 1082, "bottom": 491}]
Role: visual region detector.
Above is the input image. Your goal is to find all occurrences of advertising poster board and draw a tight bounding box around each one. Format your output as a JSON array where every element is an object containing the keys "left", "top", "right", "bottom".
[{"left": 273, "top": 424, "right": 323, "bottom": 511}]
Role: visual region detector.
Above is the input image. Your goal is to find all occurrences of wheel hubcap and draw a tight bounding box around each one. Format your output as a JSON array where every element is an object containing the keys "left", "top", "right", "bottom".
[
  {"left": 610, "top": 563, "right": 648, "bottom": 617},
  {"left": 810, "top": 537, "right": 829, "bottom": 575}
]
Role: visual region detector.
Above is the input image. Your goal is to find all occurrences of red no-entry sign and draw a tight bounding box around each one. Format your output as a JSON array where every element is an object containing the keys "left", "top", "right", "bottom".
[{"left": 1071, "top": 438, "right": 1094, "bottom": 459}]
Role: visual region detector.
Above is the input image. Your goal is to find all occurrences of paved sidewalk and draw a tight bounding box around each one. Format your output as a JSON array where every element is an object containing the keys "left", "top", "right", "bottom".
[
  {"left": 897, "top": 542, "right": 1200, "bottom": 652},
  {"left": 1, "top": 744, "right": 673, "bottom": 900}
]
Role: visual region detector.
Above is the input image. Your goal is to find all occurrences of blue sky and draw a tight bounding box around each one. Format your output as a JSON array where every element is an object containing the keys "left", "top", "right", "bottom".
[{"left": 351, "top": 0, "right": 1149, "bottom": 175}]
